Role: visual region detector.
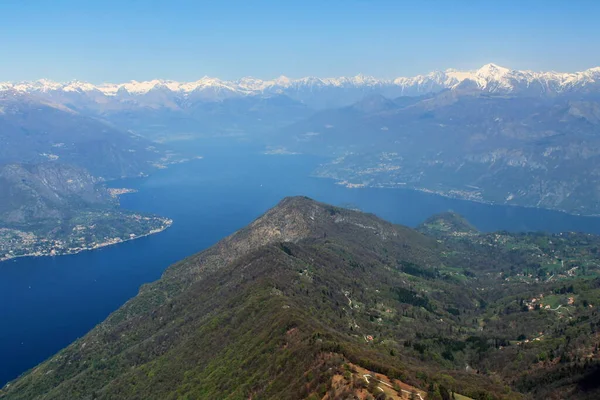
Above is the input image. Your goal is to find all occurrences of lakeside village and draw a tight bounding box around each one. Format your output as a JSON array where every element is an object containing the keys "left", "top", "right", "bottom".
[{"left": 0, "top": 214, "right": 172, "bottom": 263}]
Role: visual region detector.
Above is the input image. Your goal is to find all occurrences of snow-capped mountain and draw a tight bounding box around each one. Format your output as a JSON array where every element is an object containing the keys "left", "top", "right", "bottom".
[
  {"left": 2, "top": 64, "right": 600, "bottom": 110},
  {"left": 4, "top": 63, "right": 600, "bottom": 215},
  {"left": 2, "top": 64, "right": 598, "bottom": 95}
]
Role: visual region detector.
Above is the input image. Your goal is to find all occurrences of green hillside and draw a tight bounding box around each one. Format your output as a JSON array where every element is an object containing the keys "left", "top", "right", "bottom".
[{"left": 3, "top": 197, "right": 600, "bottom": 399}]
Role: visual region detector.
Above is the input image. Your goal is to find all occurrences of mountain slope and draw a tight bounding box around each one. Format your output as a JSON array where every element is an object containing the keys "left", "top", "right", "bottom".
[
  {"left": 0, "top": 163, "right": 172, "bottom": 261},
  {"left": 4, "top": 197, "right": 600, "bottom": 399},
  {"left": 291, "top": 92, "right": 600, "bottom": 215},
  {"left": 0, "top": 163, "right": 112, "bottom": 226},
  {"left": 0, "top": 91, "right": 180, "bottom": 260},
  {"left": 0, "top": 91, "right": 173, "bottom": 179}
]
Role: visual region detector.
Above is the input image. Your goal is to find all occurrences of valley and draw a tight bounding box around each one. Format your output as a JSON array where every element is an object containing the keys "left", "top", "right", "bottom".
[
  {"left": 4, "top": 62, "right": 600, "bottom": 399},
  {"left": 5, "top": 2, "right": 600, "bottom": 399},
  {"left": 5, "top": 64, "right": 600, "bottom": 216}
]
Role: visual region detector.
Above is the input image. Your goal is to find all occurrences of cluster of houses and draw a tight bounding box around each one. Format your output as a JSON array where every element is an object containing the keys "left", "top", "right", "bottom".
[{"left": 523, "top": 293, "right": 592, "bottom": 311}]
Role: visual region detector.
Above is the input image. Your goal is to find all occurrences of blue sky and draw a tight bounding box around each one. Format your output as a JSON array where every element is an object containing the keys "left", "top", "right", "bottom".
[{"left": 1, "top": 0, "right": 599, "bottom": 82}]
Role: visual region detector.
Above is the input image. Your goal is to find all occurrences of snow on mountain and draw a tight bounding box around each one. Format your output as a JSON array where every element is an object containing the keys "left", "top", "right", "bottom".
[
  {"left": 11, "top": 79, "right": 64, "bottom": 93},
  {"left": 2, "top": 64, "right": 600, "bottom": 100},
  {"left": 62, "top": 81, "right": 101, "bottom": 93}
]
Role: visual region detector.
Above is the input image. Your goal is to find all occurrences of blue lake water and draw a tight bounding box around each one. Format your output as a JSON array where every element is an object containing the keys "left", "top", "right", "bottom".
[{"left": 3, "top": 150, "right": 600, "bottom": 386}]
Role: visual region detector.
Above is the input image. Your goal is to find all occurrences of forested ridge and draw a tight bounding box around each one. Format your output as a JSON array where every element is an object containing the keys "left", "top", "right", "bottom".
[{"left": 3, "top": 197, "right": 600, "bottom": 400}]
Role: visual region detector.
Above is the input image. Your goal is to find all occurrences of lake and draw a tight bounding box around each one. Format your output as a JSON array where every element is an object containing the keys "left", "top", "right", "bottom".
[{"left": 3, "top": 149, "right": 600, "bottom": 386}]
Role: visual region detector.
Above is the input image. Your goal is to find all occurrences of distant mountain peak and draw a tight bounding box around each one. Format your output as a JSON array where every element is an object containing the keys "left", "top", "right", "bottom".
[
  {"left": 476, "top": 63, "right": 511, "bottom": 77},
  {"left": 478, "top": 62, "right": 509, "bottom": 71}
]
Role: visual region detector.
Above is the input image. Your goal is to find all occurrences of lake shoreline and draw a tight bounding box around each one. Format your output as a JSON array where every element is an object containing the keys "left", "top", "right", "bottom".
[
  {"left": 4, "top": 152, "right": 600, "bottom": 387},
  {"left": 0, "top": 220, "right": 172, "bottom": 265},
  {"left": 318, "top": 176, "right": 600, "bottom": 219}
]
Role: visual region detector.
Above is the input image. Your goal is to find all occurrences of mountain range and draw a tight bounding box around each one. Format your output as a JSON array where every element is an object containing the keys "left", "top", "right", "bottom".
[
  {"left": 5, "top": 63, "right": 600, "bottom": 142},
  {"left": 277, "top": 90, "right": 600, "bottom": 215},
  {"left": 3, "top": 197, "right": 600, "bottom": 399},
  {"left": 257, "top": 64, "right": 600, "bottom": 216},
  {"left": 4, "top": 64, "right": 600, "bottom": 106},
  {"left": 4, "top": 62, "right": 600, "bottom": 225}
]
